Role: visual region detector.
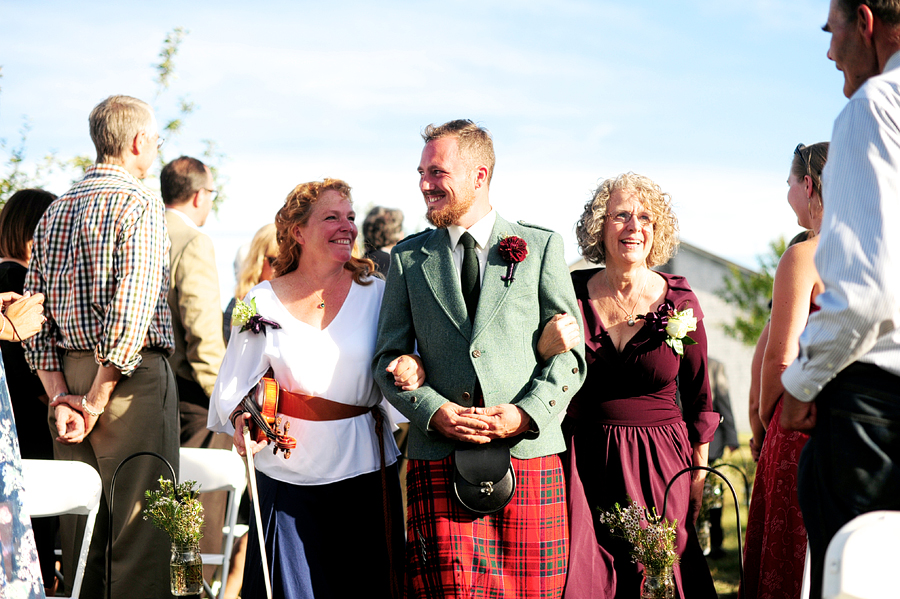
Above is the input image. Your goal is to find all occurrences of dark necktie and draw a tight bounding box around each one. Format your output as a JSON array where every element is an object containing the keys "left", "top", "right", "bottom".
[{"left": 460, "top": 232, "right": 480, "bottom": 323}]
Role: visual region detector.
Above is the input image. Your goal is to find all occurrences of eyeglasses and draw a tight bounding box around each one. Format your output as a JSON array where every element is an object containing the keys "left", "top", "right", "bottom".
[
  {"left": 794, "top": 143, "right": 811, "bottom": 179},
  {"left": 202, "top": 188, "right": 219, "bottom": 202},
  {"left": 609, "top": 210, "right": 653, "bottom": 228},
  {"left": 156, "top": 136, "right": 166, "bottom": 150}
]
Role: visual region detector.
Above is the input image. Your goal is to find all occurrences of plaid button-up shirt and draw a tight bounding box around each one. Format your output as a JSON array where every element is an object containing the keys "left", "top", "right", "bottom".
[{"left": 24, "top": 163, "right": 174, "bottom": 376}]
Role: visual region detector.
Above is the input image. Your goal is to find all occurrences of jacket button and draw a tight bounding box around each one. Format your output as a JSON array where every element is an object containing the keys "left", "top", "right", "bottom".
[
  {"left": 410, "top": 396, "right": 417, "bottom": 403},
  {"left": 549, "top": 400, "right": 556, "bottom": 407},
  {"left": 572, "top": 367, "right": 579, "bottom": 374},
  {"left": 472, "top": 350, "right": 481, "bottom": 358},
  {"left": 563, "top": 386, "right": 569, "bottom": 392},
  {"left": 462, "top": 392, "right": 471, "bottom": 401}
]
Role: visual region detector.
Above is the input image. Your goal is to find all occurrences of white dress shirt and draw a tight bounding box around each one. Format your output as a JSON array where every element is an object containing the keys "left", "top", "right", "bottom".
[
  {"left": 782, "top": 50, "right": 900, "bottom": 402},
  {"left": 166, "top": 207, "right": 199, "bottom": 230},
  {"left": 447, "top": 209, "right": 496, "bottom": 284}
]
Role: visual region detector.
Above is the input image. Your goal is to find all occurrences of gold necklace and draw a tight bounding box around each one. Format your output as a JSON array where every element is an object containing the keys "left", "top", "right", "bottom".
[{"left": 605, "top": 270, "right": 648, "bottom": 327}]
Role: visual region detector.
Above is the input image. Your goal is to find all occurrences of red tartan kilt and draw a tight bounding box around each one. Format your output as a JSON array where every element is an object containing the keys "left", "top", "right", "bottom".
[{"left": 406, "top": 453, "right": 568, "bottom": 599}]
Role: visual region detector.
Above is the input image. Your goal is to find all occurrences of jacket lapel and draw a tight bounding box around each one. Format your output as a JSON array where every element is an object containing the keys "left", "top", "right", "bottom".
[
  {"left": 420, "top": 228, "right": 472, "bottom": 336},
  {"left": 472, "top": 215, "right": 515, "bottom": 342}
]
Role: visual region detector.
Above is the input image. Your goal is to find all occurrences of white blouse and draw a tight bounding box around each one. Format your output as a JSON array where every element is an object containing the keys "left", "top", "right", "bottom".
[{"left": 208, "top": 277, "right": 399, "bottom": 486}]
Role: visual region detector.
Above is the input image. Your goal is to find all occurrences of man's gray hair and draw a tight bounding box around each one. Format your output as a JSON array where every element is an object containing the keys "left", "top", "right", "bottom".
[{"left": 89, "top": 95, "right": 155, "bottom": 164}]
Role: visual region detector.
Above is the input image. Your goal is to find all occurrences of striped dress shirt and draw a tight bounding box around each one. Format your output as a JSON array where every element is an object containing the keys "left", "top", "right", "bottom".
[
  {"left": 782, "top": 50, "right": 900, "bottom": 402},
  {"left": 24, "top": 163, "right": 174, "bottom": 376}
]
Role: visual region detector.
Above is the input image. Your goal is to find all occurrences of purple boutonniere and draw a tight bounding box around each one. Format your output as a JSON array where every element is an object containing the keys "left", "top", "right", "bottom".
[
  {"left": 498, "top": 235, "right": 528, "bottom": 286},
  {"left": 640, "top": 300, "right": 672, "bottom": 334},
  {"left": 231, "top": 298, "right": 282, "bottom": 335}
]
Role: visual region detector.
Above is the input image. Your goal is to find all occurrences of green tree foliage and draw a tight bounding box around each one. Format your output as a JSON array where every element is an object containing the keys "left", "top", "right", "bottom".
[
  {"left": 155, "top": 27, "right": 188, "bottom": 95},
  {"left": 1, "top": 28, "right": 226, "bottom": 210},
  {"left": 153, "top": 28, "right": 195, "bottom": 164},
  {"left": 151, "top": 30, "right": 228, "bottom": 210},
  {"left": 717, "top": 236, "right": 788, "bottom": 346}
]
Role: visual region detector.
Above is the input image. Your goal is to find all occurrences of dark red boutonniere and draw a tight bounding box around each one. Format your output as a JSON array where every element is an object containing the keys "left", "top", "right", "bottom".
[{"left": 498, "top": 235, "right": 528, "bottom": 286}]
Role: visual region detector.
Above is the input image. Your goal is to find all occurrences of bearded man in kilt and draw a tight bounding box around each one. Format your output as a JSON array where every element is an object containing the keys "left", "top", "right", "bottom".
[{"left": 374, "top": 119, "right": 587, "bottom": 598}]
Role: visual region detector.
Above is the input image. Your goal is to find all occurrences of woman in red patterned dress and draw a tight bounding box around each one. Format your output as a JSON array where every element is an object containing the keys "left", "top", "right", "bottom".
[{"left": 741, "top": 142, "right": 829, "bottom": 599}]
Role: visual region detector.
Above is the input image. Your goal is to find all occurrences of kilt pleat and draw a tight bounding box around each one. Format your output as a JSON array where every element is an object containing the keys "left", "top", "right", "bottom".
[{"left": 406, "top": 454, "right": 568, "bottom": 598}]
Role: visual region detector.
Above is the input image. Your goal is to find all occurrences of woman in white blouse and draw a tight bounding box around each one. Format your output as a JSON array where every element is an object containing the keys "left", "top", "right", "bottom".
[{"left": 209, "top": 179, "right": 420, "bottom": 599}]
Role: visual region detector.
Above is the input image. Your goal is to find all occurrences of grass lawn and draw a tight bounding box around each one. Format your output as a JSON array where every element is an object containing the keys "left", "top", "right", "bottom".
[{"left": 706, "top": 433, "right": 757, "bottom": 599}]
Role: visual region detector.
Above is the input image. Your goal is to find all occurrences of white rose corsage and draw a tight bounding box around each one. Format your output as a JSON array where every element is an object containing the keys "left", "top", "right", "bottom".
[{"left": 664, "top": 308, "right": 698, "bottom": 356}]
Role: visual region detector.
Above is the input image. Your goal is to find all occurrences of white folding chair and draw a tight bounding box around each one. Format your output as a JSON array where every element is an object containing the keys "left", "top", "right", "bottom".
[
  {"left": 179, "top": 447, "right": 248, "bottom": 599},
  {"left": 822, "top": 510, "right": 900, "bottom": 598},
  {"left": 21, "top": 459, "right": 102, "bottom": 599}
]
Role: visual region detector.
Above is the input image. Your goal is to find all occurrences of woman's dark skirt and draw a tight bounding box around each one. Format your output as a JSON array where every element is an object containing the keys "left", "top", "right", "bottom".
[{"left": 242, "top": 465, "right": 404, "bottom": 599}]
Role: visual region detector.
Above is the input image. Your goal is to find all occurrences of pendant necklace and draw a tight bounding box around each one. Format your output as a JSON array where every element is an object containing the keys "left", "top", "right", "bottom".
[
  {"left": 605, "top": 270, "right": 648, "bottom": 326},
  {"left": 313, "top": 289, "right": 325, "bottom": 310}
]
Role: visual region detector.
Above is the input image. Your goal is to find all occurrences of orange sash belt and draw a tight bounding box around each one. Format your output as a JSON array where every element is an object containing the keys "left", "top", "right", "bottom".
[{"left": 277, "top": 388, "right": 373, "bottom": 422}]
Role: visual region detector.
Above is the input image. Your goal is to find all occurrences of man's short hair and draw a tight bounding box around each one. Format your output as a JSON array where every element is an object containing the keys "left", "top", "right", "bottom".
[
  {"left": 89, "top": 95, "right": 155, "bottom": 164},
  {"left": 160, "top": 156, "right": 209, "bottom": 206},
  {"left": 838, "top": 0, "right": 900, "bottom": 25},
  {"left": 422, "top": 119, "right": 496, "bottom": 184}
]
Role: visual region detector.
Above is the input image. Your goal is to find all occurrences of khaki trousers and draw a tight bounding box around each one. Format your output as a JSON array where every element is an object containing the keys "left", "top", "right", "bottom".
[{"left": 50, "top": 351, "right": 179, "bottom": 599}]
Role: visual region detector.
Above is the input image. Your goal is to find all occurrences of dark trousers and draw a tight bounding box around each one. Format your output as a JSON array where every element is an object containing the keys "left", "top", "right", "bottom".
[{"left": 798, "top": 362, "right": 900, "bottom": 599}]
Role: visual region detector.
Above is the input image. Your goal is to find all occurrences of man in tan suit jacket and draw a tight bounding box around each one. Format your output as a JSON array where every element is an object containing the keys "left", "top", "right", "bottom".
[{"left": 161, "top": 155, "right": 231, "bottom": 573}]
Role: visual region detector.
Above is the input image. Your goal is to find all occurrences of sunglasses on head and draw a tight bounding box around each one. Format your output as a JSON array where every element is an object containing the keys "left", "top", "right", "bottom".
[{"left": 794, "top": 143, "right": 811, "bottom": 179}]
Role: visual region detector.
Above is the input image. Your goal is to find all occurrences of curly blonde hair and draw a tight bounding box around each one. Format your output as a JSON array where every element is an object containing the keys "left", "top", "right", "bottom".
[
  {"left": 576, "top": 172, "right": 679, "bottom": 267},
  {"left": 273, "top": 178, "right": 375, "bottom": 285}
]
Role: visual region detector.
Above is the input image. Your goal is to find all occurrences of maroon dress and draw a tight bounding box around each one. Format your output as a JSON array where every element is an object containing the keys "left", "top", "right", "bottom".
[{"left": 562, "top": 269, "right": 719, "bottom": 599}]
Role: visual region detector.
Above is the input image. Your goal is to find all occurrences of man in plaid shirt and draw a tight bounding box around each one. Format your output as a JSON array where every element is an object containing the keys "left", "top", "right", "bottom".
[{"left": 24, "top": 95, "right": 179, "bottom": 599}]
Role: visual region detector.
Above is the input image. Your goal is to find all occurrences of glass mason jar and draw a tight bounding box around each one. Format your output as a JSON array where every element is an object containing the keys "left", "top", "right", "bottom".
[
  {"left": 640, "top": 564, "right": 675, "bottom": 599},
  {"left": 170, "top": 542, "right": 203, "bottom": 596}
]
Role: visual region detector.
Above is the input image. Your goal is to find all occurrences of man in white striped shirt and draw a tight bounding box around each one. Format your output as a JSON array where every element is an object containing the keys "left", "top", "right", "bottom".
[{"left": 781, "top": 1, "right": 900, "bottom": 596}]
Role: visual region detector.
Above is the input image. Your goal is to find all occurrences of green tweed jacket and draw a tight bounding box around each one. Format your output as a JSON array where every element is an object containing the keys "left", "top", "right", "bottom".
[{"left": 373, "top": 213, "right": 587, "bottom": 461}]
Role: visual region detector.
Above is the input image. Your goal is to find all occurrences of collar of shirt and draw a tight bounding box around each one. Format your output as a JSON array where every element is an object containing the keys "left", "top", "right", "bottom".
[
  {"left": 166, "top": 207, "right": 199, "bottom": 230},
  {"left": 447, "top": 209, "right": 496, "bottom": 281},
  {"left": 886, "top": 49, "right": 900, "bottom": 74},
  {"left": 85, "top": 162, "right": 145, "bottom": 187}
]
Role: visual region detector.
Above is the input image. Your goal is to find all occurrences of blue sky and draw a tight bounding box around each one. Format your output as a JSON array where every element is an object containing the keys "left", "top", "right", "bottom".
[{"left": 1, "top": 0, "right": 845, "bottom": 303}]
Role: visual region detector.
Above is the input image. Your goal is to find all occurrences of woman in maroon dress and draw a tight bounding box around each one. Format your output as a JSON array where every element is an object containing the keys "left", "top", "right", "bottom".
[
  {"left": 561, "top": 173, "right": 718, "bottom": 599},
  {"left": 741, "top": 142, "right": 828, "bottom": 599}
]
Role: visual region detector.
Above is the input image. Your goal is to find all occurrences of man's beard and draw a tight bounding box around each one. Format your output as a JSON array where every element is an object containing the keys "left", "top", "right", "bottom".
[{"left": 425, "top": 190, "right": 475, "bottom": 229}]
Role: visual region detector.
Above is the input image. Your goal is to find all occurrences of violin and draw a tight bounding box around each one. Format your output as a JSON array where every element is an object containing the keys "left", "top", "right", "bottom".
[{"left": 238, "top": 375, "right": 297, "bottom": 459}]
